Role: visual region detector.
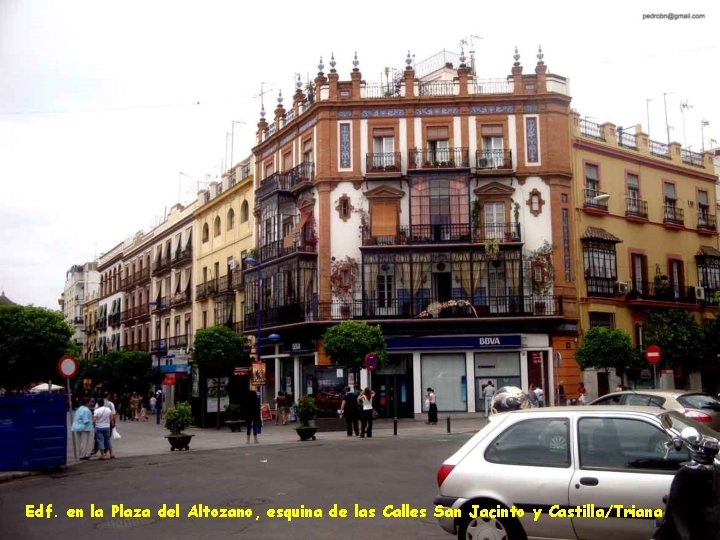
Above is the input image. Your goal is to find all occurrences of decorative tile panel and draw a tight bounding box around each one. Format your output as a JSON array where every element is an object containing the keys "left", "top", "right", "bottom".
[
  {"left": 526, "top": 117, "right": 539, "bottom": 163},
  {"left": 524, "top": 103, "right": 538, "bottom": 113},
  {"left": 337, "top": 110, "right": 353, "bottom": 119},
  {"left": 415, "top": 106, "right": 460, "bottom": 116},
  {"left": 261, "top": 144, "right": 278, "bottom": 159},
  {"left": 339, "top": 123, "right": 351, "bottom": 168},
  {"left": 299, "top": 117, "right": 317, "bottom": 134},
  {"left": 469, "top": 104, "right": 514, "bottom": 114},
  {"left": 360, "top": 108, "right": 405, "bottom": 118},
  {"left": 279, "top": 131, "right": 297, "bottom": 147}
]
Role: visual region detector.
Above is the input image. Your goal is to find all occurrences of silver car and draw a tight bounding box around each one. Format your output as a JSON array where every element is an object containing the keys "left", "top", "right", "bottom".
[{"left": 434, "top": 406, "right": 717, "bottom": 540}]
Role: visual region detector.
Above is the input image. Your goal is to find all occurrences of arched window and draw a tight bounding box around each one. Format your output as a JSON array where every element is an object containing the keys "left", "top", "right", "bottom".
[
  {"left": 214, "top": 216, "right": 221, "bottom": 236},
  {"left": 227, "top": 208, "right": 235, "bottom": 230},
  {"left": 202, "top": 223, "right": 209, "bottom": 242},
  {"left": 240, "top": 200, "right": 249, "bottom": 223}
]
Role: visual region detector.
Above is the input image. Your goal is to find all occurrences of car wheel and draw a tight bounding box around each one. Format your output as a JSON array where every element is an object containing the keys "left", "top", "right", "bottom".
[{"left": 457, "top": 509, "right": 525, "bottom": 540}]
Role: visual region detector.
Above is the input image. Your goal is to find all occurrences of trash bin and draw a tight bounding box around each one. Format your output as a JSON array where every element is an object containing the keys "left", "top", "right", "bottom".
[{"left": 0, "top": 393, "right": 67, "bottom": 471}]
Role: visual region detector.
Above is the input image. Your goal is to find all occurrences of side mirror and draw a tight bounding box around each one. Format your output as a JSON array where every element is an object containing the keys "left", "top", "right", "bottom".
[{"left": 681, "top": 426, "right": 700, "bottom": 444}]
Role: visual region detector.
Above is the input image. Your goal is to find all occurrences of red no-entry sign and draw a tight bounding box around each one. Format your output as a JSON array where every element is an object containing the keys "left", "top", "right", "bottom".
[{"left": 645, "top": 345, "right": 662, "bottom": 364}]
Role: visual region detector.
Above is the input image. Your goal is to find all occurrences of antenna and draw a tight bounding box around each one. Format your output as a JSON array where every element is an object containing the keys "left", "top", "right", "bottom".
[
  {"left": 254, "top": 82, "right": 276, "bottom": 115},
  {"left": 663, "top": 92, "right": 674, "bottom": 145},
  {"left": 679, "top": 100, "right": 693, "bottom": 146}
]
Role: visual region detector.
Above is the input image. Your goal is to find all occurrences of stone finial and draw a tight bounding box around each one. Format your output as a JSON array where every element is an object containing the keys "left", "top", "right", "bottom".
[
  {"left": 406, "top": 50, "right": 413, "bottom": 67},
  {"left": 295, "top": 73, "right": 303, "bottom": 92},
  {"left": 277, "top": 89, "right": 283, "bottom": 105},
  {"left": 352, "top": 51, "right": 359, "bottom": 71},
  {"left": 537, "top": 45, "right": 544, "bottom": 64},
  {"left": 329, "top": 52, "right": 336, "bottom": 72},
  {"left": 260, "top": 103, "right": 266, "bottom": 119},
  {"left": 513, "top": 46, "right": 521, "bottom": 66},
  {"left": 318, "top": 56, "right": 324, "bottom": 73},
  {"left": 459, "top": 47, "right": 466, "bottom": 66}
]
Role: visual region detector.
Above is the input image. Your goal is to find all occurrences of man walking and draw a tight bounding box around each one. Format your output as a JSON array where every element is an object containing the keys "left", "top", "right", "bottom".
[
  {"left": 340, "top": 386, "right": 359, "bottom": 437},
  {"left": 483, "top": 381, "right": 496, "bottom": 416}
]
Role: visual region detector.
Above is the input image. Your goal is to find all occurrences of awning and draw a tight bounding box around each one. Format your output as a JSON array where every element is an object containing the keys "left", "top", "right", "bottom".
[
  {"left": 697, "top": 245, "right": 720, "bottom": 258},
  {"left": 580, "top": 227, "right": 622, "bottom": 243}
]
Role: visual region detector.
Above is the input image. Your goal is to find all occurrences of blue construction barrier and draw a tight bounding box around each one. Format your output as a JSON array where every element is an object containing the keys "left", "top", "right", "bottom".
[{"left": 0, "top": 393, "right": 67, "bottom": 471}]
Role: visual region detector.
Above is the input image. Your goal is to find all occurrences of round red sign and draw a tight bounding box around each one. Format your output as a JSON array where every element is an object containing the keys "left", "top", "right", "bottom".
[
  {"left": 57, "top": 355, "right": 78, "bottom": 379},
  {"left": 364, "top": 353, "right": 378, "bottom": 372},
  {"left": 645, "top": 345, "right": 662, "bottom": 365}
]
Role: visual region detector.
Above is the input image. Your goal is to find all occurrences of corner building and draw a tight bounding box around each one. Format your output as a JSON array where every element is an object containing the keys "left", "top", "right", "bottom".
[{"left": 247, "top": 48, "right": 579, "bottom": 415}]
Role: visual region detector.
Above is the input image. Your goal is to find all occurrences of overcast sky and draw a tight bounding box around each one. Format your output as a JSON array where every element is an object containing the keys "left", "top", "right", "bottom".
[{"left": 1, "top": 0, "right": 717, "bottom": 309}]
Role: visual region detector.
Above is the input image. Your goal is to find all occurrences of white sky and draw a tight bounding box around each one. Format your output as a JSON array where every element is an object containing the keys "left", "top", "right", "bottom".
[{"left": 1, "top": 0, "right": 717, "bottom": 309}]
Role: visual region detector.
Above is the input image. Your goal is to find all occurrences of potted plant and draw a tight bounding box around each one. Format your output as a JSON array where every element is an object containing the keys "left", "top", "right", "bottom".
[
  {"left": 294, "top": 395, "right": 318, "bottom": 441},
  {"left": 224, "top": 403, "right": 245, "bottom": 432},
  {"left": 164, "top": 401, "right": 194, "bottom": 451}
]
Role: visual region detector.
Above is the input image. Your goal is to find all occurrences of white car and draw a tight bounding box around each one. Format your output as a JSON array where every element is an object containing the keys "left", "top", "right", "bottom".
[{"left": 434, "top": 406, "right": 715, "bottom": 540}]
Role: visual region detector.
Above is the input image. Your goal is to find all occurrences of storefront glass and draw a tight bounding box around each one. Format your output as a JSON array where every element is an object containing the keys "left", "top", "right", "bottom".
[{"left": 421, "top": 353, "right": 466, "bottom": 411}]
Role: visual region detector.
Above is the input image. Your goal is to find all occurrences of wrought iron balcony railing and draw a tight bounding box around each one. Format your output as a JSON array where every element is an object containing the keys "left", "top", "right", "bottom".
[
  {"left": 476, "top": 149, "right": 513, "bottom": 170},
  {"left": 625, "top": 197, "right": 648, "bottom": 219},
  {"left": 366, "top": 152, "right": 402, "bottom": 173},
  {"left": 663, "top": 204, "right": 684, "bottom": 226},
  {"left": 408, "top": 147, "right": 470, "bottom": 169},
  {"left": 583, "top": 189, "right": 609, "bottom": 211},
  {"left": 361, "top": 223, "right": 521, "bottom": 246},
  {"left": 698, "top": 213, "right": 717, "bottom": 231}
]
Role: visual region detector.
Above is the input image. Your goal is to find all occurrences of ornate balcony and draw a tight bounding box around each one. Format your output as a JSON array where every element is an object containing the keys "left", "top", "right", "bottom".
[
  {"left": 663, "top": 205, "right": 684, "bottom": 227},
  {"left": 366, "top": 153, "right": 402, "bottom": 175},
  {"left": 475, "top": 149, "right": 513, "bottom": 171},
  {"left": 582, "top": 189, "right": 609, "bottom": 212},
  {"left": 361, "top": 223, "right": 521, "bottom": 246},
  {"left": 173, "top": 245, "right": 192, "bottom": 266},
  {"left": 698, "top": 213, "right": 717, "bottom": 233},
  {"left": 625, "top": 197, "right": 648, "bottom": 220},
  {"left": 408, "top": 148, "right": 470, "bottom": 169}
]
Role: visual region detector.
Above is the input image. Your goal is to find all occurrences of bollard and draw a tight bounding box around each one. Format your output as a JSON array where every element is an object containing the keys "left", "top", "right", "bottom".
[
  {"left": 446, "top": 415, "right": 451, "bottom": 434},
  {"left": 393, "top": 417, "right": 397, "bottom": 436}
]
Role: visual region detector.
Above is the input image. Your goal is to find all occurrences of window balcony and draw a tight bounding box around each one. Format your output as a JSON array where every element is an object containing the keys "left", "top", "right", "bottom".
[
  {"left": 365, "top": 153, "right": 402, "bottom": 175},
  {"left": 408, "top": 148, "right": 470, "bottom": 169},
  {"left": 698, "top": 213, "right": 717, "bottom": 233},
  {"left": 582, "top": 189, "right": 609, "bottom": 212},
  {"left": 663, "top": 205, "right": 684, "bottom": 227},
  {"left": 361, "top": 223, "right": 521, "bottom": 246},
  {"left": 625, "top": 197, "right": 648, "bottom": 220},
  {"left": 475, "top": 149, "right": 513, "bottom": 171},
  {"left": 173, "top": 245, "right": 192, "bottom": 266}
]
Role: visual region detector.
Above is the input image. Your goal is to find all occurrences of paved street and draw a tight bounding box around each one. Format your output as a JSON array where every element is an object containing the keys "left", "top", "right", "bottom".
[{"left": 0, "top": 415, "right": 486, "bottom": 539}]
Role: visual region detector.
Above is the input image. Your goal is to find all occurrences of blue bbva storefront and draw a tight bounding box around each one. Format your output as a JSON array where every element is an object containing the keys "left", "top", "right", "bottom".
[{"left": 386, "top": 334, "right": 552, "bottom": 414}]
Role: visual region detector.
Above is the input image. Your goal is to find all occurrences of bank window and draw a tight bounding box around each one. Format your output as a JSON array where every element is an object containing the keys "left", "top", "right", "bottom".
[{"left": 485, "top": 419, "right": 570, "bottom": 467}]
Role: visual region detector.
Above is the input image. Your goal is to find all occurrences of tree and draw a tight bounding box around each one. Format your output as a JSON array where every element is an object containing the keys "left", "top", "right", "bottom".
[
  {"left": 0, "top": 305, "right": 74, "bottom": 390},
  {"left": 78, "top": 350, "right": 153, "bottom": 395},
  {"left": 193, "top": 325, "right": 248, "bottom": 376},
  {"left": 322, "top": 321, "right": 388, "bottom": 368},
  {"left": 642, "top": 309, "right": 703, "bottom": 373},
  {"left": 193, "top": 325, "right": 249, "bottom": 429},
  {"left": 574, "top": 326, "right": 637, "bottom": 372}
]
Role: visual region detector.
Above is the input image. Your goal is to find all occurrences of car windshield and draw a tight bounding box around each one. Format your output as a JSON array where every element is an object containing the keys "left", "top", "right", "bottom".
[
  {"left": 677, "top": 394, "right": 720, "bottom": 411},
  {"left": 660, "top": 410, "right": 720, "bottom": 439}
]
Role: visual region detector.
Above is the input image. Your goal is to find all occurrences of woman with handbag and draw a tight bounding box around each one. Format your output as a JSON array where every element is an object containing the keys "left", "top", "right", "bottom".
[
  {"left": 357, "top": 387, "right": 375, "bottom": 438},
  {"left": 426, "top": 387, "right": 438, "bottom": 425}
]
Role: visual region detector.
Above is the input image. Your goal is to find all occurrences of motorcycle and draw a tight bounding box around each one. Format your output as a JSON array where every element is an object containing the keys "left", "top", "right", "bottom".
[{"left": 653, "top": 425, "right": 720, "bottom": 539}]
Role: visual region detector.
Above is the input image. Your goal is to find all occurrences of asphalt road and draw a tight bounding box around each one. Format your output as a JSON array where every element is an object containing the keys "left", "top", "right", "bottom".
[{"left": 0, "top": 431, "right": 473, "bottom": 540}]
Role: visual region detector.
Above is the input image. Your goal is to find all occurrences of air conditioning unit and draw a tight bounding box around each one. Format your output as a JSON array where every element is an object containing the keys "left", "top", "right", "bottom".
[
  {"left": 614, "top": 281, "right": 629, "bottom": 295},
  {"left": 694, "top": 286, "right": 706, "bottom": 301}
]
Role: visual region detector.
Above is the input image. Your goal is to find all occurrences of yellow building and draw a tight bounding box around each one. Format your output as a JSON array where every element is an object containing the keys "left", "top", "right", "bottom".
[{"left": 571, "top": 113, "right": 719, "bottom": 396}]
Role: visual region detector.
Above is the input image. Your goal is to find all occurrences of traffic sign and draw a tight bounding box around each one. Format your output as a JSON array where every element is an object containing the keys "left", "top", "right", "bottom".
[
  {"left": 364, "top": 353, "right": 378, "bottom": 372},
  {"left": 57, "top": 355, "right": 78, "bottom": 379},
  {"left": 645, "top": 345, "right": 662, "bottom": 364}
]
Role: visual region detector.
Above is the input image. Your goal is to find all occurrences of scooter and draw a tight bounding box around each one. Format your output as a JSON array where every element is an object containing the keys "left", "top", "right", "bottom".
[{"left": 653, "top": 425, "right": 720, "bottom": 539}]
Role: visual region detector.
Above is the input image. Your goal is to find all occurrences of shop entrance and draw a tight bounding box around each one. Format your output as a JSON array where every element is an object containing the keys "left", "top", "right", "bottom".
[{"left": 373, "top": 374, "right": 414, "bottom": 418}]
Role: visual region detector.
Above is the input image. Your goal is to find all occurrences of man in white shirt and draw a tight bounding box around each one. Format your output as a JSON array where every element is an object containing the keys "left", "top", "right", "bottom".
[
  {"left": 92, "top": 398, "right": 115, "bottom": 459},
  {"left": 90, "top": 393, "right": 116, "bottom": 456},
  {"left": 483, "top": 381, "right": 496, "bottom": 417}
]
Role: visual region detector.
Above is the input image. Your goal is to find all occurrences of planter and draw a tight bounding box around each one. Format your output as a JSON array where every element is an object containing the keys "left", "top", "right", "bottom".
[
  {"left": 295, "top": 426, "right": 317, "bottom": 441},
  {"left": 165, "top": 433, "right": 194, "bottom": 451}
]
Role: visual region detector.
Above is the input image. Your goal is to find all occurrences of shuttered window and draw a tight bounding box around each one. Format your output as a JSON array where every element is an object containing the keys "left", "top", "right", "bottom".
[
  {"left": 371, "top": 201, "right": 398, "bottom": 236},
  {"left": 373, "top": 128, "right": 394, "bottom": 137},
  {"left": 426, "top": 126, "right": 449, "bottom": 140},
  {"left": 481, "top": 125, "right": 504, "bottom": 136}
]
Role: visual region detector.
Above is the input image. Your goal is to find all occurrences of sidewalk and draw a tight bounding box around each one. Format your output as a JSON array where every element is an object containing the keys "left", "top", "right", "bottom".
[{"left": 0, "top": 412, "right": 489, "bottom": 483}]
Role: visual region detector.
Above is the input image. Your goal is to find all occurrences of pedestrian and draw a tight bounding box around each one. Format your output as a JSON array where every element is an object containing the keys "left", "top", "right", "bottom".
[
  {"left": 425, "top": 387, "right": 438, "bottom": 425},
  {"left": 340, "top": 386, "right": 360, "bottom": 437},
  {"left": 534, "top": 385, "right": 545, "bottom": 407},
  {"left": 149, "top": 394, "right": 157, "bottom": 414},
  {"left": 357, "top": 387, "right": 375, "bottom": 438},
  {"left": 274, "top": 391, "right": 286, "bottom": 425},
  {"left": 92, "top": 397, "right": 115, "bottom": 460},
  {"left": 528, "top": 383, "right": 540, "bottom": 407},
  {"left": 558, "top": 381, "right": 566, "bottom": 405},
  {"left": 244, "top": 389, "right": 262, "bottom": 444},
  {"left": 615, "top": 384, "right": 623, "bottom": 392},
  {"left": 577, "top": 382, "right": 587, "bottom": 405},
  {"left": 72, "top": 396, "right": 94, "bottom": 460},
  {"left": 130, "top": 392, "right": 139, "bottom": 421},
  {"left": 482, "top": 381, "right": 496, "bottom": 416}
]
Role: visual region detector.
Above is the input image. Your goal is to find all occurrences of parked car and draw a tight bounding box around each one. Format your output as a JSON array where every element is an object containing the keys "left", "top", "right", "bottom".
[
  {"left": 589, "top": 389, "right": 720, "bottom": 431},
  {"left": 434, "top": 406, "right": 717, "bottom": 540}
]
